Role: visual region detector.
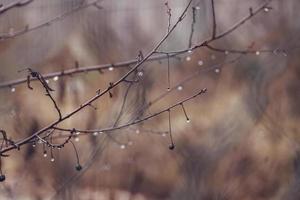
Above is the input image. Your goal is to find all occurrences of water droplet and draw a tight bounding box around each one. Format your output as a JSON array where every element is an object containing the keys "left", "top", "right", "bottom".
[
  {"left": 108, "top": 67, "right": 114, "bottom": 71},
  {"left": 215, "top": 68, "right": 220, "bottom": 73},
  {"left": 225, "top": 51, "right": 229, "bottom": 55},
  {"left": 75, "top": 132, "right": 80, "bottom": 136},
  {"left": 120, "top": 144, "right": 126, "bottom": 149},
  {"left": 43, "top": 153, "right": 47, "bottom": 158},
  {"left": 264, "top": 7, "right": 269, "bottom": 12},
  {"left": 32, "top": 144, "right": 36, "bottom": 148},
  {"left": 93, "top": 132, "right": 99, "bottom": 136},
  {"left": 162, "top": 133, "right": 167, "bottom": 137},
  {"left": 128, "top": 141, "right": 133, "bottom": 146},
  {"left": 137, "top": 71, "right": 143, "bottom": 77},
  {"left": 186, "top": 119, "right": 191, "bottom": 123},
  {"left": 53, "top": 76, "right": 59, "bottom": 81},
  {"left": 177, "top": 85, "right": 183, "bottom": 91},
  {"left": 188, "top": 49, "right": 193, "bottom": 54},
  {"left": 50, "top": 158, "right": 55, "bottom": 162},
  {"left": 45, "top": 80, "right": 50, "bottom": 84},
  {"left": 135, "top": 129, "right": 140, "bottom": 134},
  {"left": 9, "top": 28, "right": 14, "bottom": 36},
  {"left": 186, "top": 56, "right": 191, "bottom": 61},
  {"left": 197, "top": 60, "right": 204, "bottom": 66},
  {"left": 11, "top": 87, "right": 16, "bottom": 93},
  {"left": 75, "top": 137, "right": 80, "bottom": 142},
  {"left": 255, "top": 51, "right": 260, "bottom": 55}
]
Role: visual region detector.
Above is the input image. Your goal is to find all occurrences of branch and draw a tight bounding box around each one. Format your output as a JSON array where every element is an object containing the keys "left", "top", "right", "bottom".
[
  {"left": 0, "top": 0, "right": 101, "bottom": 41},
  {"left": 52, "top": 88, "right": 207, "bottom": 135},
  {"left": 211, "top": 0, "right": 217, "bottom": 39},
  {"left": 0, "top": 0, "right": 194, "bottom": 155},
  {"left": 25, "top": 68, "right": 62, "bottom": 120},
  {"left": 0, "top": 53, "right": 180, "bottom": 90},
  {"left": 0, "top": 0, "right": 277, "bottom": 90},
  {"left": 0, "top": 0, "right": 33, "bottom": 15}
]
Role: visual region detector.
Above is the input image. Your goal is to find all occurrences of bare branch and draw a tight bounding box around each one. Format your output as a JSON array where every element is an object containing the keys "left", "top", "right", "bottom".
[
  {"left": 0, "top": 0, "right": 101, "bottom": 41},
  {"left": 0, "top": 0, "right": 194, "bottom": 155},
  {"left": 211, "top": 0, "right": 217, "bottom": 39},
  {"left": 0, "top": 0, "right": 33, "bottom": 15}
]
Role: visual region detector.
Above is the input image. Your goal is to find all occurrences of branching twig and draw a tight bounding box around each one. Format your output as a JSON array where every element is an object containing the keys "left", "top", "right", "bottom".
[
  {"left": 52, "top": 88, "right": 207, "bottom": 135},
  {"left": 0, "top": 0, "right": 33, "bottom": 15},
  {"left": 0, "top": 0, "right": 194, "bottom": 155},
  {"left": 25, "top": 68, "right": 62, "bottom": 120},
  {"left": 0, "top": 0, "right": 102, "bottom": 41}
]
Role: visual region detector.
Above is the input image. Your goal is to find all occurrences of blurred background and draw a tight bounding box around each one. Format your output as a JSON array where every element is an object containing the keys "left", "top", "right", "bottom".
[{"left": 0, "top": 0, "right": 300, "bottom": 199}]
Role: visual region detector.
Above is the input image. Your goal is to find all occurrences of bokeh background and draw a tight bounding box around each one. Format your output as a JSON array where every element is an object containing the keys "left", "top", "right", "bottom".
[{"left": 0, "top": 0, "right": 300, "bottom": 199}]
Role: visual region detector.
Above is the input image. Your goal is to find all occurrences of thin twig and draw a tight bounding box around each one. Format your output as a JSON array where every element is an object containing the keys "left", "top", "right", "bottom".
[
  {"left": 0, "top": 0, "right": 33, "bottom": 15},
  {"left": 52, "top": 88, "right": 207, "bottom": 135},
  {"left": 211, "top": 0, "right": 217, "bottom": 39},
  {"left": 0, "top": 0, "right": 194, "bottom": 154},
  {"left": 0, "top": 0, "right": 101, "bottom": 41}
]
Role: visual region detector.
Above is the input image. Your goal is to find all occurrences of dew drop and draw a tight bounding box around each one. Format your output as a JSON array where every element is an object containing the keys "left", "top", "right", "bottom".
[
  {"left": 225, "top": 51, "right": 229, "bottom": 55},
  {"left": 128, "top": 141, "right": 133, "bottom": 146},
  {"left": 53, "top": 76, "right": 59, "bottom": 81},
  {"left": 162, "top": 133, "right": 167, "bottom": 137},
  {"left": 264, "top": 7, "right": 269, "bottom": 12},
  {"left": 11, "top": 87, "right": 16, "bottom": 93},
  {"left": 135, "top": 129, "right": 140, "bottom": 134},
  {"left": 186, "top": 56, "right": 191, "bottom": 61},
  {"left": 137, "top": 71, "right": 143, "bottom": 77},
  {"left": 255, "top": 51, "right": 260, "bottom": 55},
  {"left": 108, "top": 67, "right": 114, "bottom": 71},
  {"left": 197, "top": 60, "right": 204, "bottom": 66},
  {"left": 120, "top": 144, "right": 126, "bottom": 149},
  {"left": 75, "top": 137, "right": 80, "bottom": 142},
  {"left": 177, "top": 85, "right": 183, "bottom": 91},
  {"left": 45, "top": 80, "right": 50, "bottom": 84},
  {"left": 188, "top": 49, "right": 193, "bottom": 54},
  {"left": 43, "top": 153, "right": 47, "bottom": 158},
  {"left": 215, "top": 68, "right": 220, "bottom": 73},
  {"left": 50, "top": 158, "right": 55, "bottom": 162},
  {"left": 186, "top": 119, "right": 191, "bottom": 123},
  {"left": 93, "top": 132, "right": 99, "bottom": 136}
]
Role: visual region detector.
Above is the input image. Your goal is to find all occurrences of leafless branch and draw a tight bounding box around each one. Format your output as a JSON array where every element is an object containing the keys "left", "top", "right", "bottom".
[
  {"left": 0, "top": 0, "right": 102, "bottom": 41},
  {"left": 188, "top": 6, "right": 197, "bottom": 48},
  {"left": 0, "top": 0, "right": 194, "bottom": 155},
  {"left": 25, "top": 68, "right": 62, "bottom": 120},
  {"left": 0, "top": 0, "right": 33, "bottom": 15},
  {"left": 52, "top": 88, "right": 207, "bottom": 136},
  {"left": 211, "top": 0, "right": 217, "bottom": 39}
]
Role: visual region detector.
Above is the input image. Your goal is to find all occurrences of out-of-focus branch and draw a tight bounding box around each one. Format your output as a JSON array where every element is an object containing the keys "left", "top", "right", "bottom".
[
  {"left": 0, "top": 0, "right": 33, "bottom": 15},
  {"left": 0, "top": 0, "right": 102, "bottom": 41}
]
